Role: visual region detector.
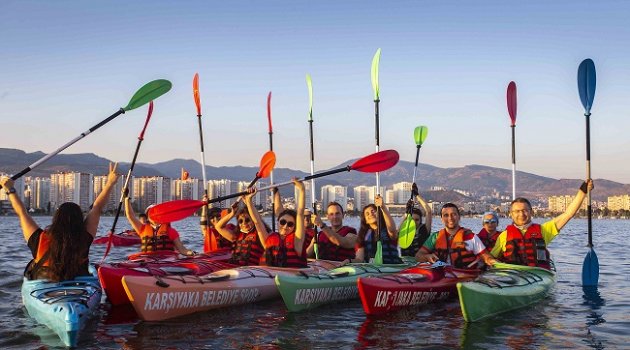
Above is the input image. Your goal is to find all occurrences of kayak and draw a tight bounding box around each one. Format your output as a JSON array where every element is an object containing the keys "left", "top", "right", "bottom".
[
  {"left": 357, "top": 263, "right": 480, "bottom": 315},
  {"left": 98, "top": 249, "right": 234, "bottom": 306},
  {"left": 276, "top": 262, "right": 412, "bottom": 312},
  {"left": 123, "top": 259, "right": 343, "bottom": 321},
  {"left": 93, "top": 231, "right": 141, "bottom": 246},
  {"left": 457, "top": 262, "right": 556, "bottom": 322},
  {"left": 21, "top": 275, "right": 101, "bottom": 347}
]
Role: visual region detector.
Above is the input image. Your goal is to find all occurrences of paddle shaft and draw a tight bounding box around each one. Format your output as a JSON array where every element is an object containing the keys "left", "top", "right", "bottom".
[
  {"left": 511, "top": 125, "right": 516, "bottom": 200},
  {"left": 3, "top": 108, "right": 125, "bottom": 186},
  {"left": 585, "top": 113, "right": 593, "bottom": 247},
  {"left": 374, "top": 99, "right": 381, "bottom": 192},
  {"left": 268, "top": 130, "right": 276, "bottom": 232},
  {"left": 308, "top": 119, "right": 317, "bottom": 210}
]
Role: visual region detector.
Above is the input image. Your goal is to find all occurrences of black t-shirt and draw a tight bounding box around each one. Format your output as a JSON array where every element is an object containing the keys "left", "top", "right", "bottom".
[{"left": 26, "top": 228, "right": 93, "bottom": 280}]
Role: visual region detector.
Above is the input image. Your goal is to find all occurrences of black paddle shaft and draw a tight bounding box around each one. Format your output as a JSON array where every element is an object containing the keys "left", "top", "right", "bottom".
[{"left": 586, "top": 113, "right": 593, "bottom": 247}]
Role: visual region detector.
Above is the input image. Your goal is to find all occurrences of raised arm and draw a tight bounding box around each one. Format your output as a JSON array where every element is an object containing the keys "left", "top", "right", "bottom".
[
  {"left": 553, "top": 179, "right": 593, "bottom": 231},
  {"left": 245, "top": 189, "right": 270, "bottom": 248},
  {"left": 272, "top": 188, "right": 282, "bottom": 217},
  {"left": 85, "top": 162, "right": 119, "bottom": 237},
  {"left": 416, "top": 193, "right": 432, "bottom": 231},
  {"left": 1, "top": 176, "right": 39, "bottom": 242},
  {"left": 375, "top": 195, "right": 398, "bottom": 240},
  {"left": 214, "top": 202, "right": 239, "bottom": 242},
  {"left": 124, "top": 197, "right": 143, "bottom": 234},
  {"left": 293, "top": 179, "right": 306, "bottom": 256}
]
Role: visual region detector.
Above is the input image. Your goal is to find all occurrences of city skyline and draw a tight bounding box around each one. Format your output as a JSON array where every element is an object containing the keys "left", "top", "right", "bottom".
[{"left": 2, "top": 2, "right": 630, "bottom": 184}]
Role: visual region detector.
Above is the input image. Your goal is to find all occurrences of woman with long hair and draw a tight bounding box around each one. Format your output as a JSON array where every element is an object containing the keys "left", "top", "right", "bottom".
[
  {"left": 354, "top": 195, "right": 402, "bottom": 264},
  {"left": 1, "top": 163, "right": 119, "bottom": 281}
]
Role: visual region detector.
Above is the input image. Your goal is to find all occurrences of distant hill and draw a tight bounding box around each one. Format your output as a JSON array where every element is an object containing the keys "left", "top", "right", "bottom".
[{"left": 2, "top": 148, "right": 629, "bottom": 202}]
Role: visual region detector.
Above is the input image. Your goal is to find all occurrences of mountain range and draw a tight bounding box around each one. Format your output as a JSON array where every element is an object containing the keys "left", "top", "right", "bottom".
[{"left": 2, "top": 148, "right": 628, "bottom": 202}]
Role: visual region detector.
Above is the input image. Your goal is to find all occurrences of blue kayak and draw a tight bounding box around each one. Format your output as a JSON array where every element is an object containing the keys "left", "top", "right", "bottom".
[{"left": 21, "top": 275, "right": 102, "bottom": 347}]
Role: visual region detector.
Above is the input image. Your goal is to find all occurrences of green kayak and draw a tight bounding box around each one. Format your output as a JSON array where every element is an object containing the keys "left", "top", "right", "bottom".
[
  {"left": 457, "top": 262, "right": 556, "bottom": 322},
  {"left": 275, "top": 262, "right": 411, "bottom": 312}
]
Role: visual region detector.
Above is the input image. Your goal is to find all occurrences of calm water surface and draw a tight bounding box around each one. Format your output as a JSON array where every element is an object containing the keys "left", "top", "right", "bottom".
[{"left": 0, "top": 216, "right": 627, "bottom": 349}]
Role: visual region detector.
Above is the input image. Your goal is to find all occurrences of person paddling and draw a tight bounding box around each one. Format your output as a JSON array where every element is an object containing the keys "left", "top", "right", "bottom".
[
  {"left": 354, "top": 195, "right": 402, "bottom": 264},
  {"left": 124, "top": 198, "right": 194, "bottom": 256},
  {"left": 1, "top": 163, "right": 119, "bottom": 281},
  {"left": 491, "top": 179, "right": 593, "bottom": 269},
  {"left": 416, "top": 203, "right": 496, "bottom": 269},
  {"left": 213, "top": 194, "right": 265, "bottom": 266},
  {"left": 249, "top": 179, "right": 308, "bottom": 268},
  {"left": 477, "top": 211, "right": 501, "bottom": 250},
  {"left": 306, "top": 201, "right": 358, "bottom": 261}
]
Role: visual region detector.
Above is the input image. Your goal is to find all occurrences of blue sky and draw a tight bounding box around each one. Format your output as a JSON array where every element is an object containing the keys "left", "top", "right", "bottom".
[{"left": 2, "top": 1, "right": 629, "bottom": 183}]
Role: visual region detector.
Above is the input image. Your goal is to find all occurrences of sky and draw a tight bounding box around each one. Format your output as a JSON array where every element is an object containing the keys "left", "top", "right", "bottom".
[{"left": 2, "top": 1, "right": 630, "bottom": 184}]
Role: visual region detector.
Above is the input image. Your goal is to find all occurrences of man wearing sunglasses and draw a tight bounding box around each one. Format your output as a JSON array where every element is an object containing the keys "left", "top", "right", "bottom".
[
  {"left": 490, "top": 179, "right": 593, "bottom": 270},
  {"left": 477, "top": 211, "right": 501, "bottom": 250}
]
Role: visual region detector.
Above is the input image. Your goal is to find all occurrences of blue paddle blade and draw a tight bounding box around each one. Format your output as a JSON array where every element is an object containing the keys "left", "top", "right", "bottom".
[
  {"left": 578, "top": 59, "right": 596, "bottom": 114},
  {"left": 582, "top": 248, "right": 599, "bottom": 286}
]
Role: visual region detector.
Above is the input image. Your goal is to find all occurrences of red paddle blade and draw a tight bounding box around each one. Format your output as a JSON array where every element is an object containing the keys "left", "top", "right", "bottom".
[
  {"left": 148, "top": 199, "right": 206, "bottom": 224},
  {"left": 267, "top": 91, "right": 273, "bottom": 133},
  {"left": 193, "top": 73, "right": 202, "bottom": 116},
  {"left": 351, "top": 150, "right": 399, "bottom": 173},
  {"left": 507, "top": 81, "right": 517, "bottom": 126},
  {"left": 258, "top": 151, "right": 276, "bottom": 178}
]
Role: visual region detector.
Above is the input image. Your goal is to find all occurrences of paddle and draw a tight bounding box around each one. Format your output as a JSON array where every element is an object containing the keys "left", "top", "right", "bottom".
[
  {"left": 398, "top": 126, "right": 428, "bottom": 249},
  {"left": 101, "top": 101, "right": 155, "bottom": 262},
  {"left": 306, "top": 73, "right": 320, "bottom": 259},
  {"left": 578, "top": 58, "right": 599, "bottom": 287},
  {"left": 371, "top": 48, "right": 383, "bottom": 265},
  {"left": 149, "top": 150, "right": 400, "bottom": 224},
  {"left": 0, "top": 79, "right": 172, "bottom": 188},
  {"left": 507, "top": 81, "right": 518, "bottom": 200},
  {"left": 267, "top": 91, "right": 276, "bottom": 233}
]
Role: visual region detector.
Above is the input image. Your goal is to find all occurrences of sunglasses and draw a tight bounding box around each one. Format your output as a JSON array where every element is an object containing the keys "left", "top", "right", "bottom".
[
  {"left": 238, "top": 217, "right": 251, "bottom": 225},
  {"left": 279, "top": 219, "right": 295, "bottom": 228},
  {"left": 483, "top": 219, "right": 498, "bottom": 224}
]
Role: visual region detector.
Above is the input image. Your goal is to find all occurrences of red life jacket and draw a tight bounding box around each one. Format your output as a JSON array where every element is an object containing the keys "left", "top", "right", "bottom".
[
  {"left": 477, "top": 228, "right": 501, "bottom": 250},
  {"left": 434, "top": 228, "right": 478, "bottom": 269},
  {"left": 315, "top": 226, "right": 356, "bottom": 261},
  {"left": 231, "top": 228, "right": 264, "bottom": 266},
  {"left": 139, "top": 223, "right": 176, "bottom": 253},
  {"left": 501, "top": 224, "right": 551, "bottom": 269},
  {"left": 204, "top": 224, "right": 235, "bottom": 253},
  {"left": 263, "top": 232, "right": 308, "bottom": 268}
]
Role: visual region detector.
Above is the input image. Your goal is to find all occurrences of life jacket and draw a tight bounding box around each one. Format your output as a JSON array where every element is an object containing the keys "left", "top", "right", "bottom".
[
  {"left": 477, "top": 228, "right": 501, "bottom": 250},
  {"left": 25, "top": 229, "right": 91, "bottom": 280},
  {"left": 362, "top": 228, "right": 402, "bottom": 264},
  {"left": 400, "top": 224, "right": 430, "bottom": 257},
  {"left": 501, "top": 224, "right": 551, "bottom": 269},
  {"left": 230, "top": 227, "right": 264, "bottom": 266},
  {"left": 434, "top": 228, "right": 478, "bottom": 269},
  {"left": 262, "top": 232, "right": 308, "bottom": 268},
  {"left": 316, "top": 226, "right": 356, "bottom": 261},
  {"left": 204, "top": 224, "right": 235, "bottom": 253},
  {"left": 139, "top": 223, "right": 176, "bottom": 253}
]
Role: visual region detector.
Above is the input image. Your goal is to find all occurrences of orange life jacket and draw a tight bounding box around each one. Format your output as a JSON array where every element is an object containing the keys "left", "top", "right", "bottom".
[
  {"left": 263, "top": 232, "right": 308, "bottom": 268},
  {"left": 434, "top": 228, "right": 478, "bottom": 269},
  {"left": 315, "top": 226, "right": 356, "bottom": 261},
  {"left": 501, "top": 224, "right": 551, "bottom": 269},
  {"left": 139, "top": 223, "right": 176, "bottom": 252},
  {"left": 204, "top": 224, "right": 235, "bottom": 253}
]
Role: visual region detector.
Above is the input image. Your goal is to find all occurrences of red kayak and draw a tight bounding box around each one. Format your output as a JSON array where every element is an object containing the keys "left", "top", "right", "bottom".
[
  {"left": 98, "top": 248, "right": 234, "bottom": 306},
  {"left": 357, "top": 264, "right": 480, "bottom": 316},
  {"left": 93, "top": 231, "right": 141, "bottom": 246}
]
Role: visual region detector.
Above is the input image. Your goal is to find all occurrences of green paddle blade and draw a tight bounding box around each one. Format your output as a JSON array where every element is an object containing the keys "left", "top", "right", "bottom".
[
  {"left": 414, "top": 125, "right": 428, "bottom": 146},
  {"left": 398, "top": 214, "right": 417, "bottom": 249},
  {"left": 306, "top": 74, "right": 313, "bottom": 121},
  {"left": 313, "top": 242, "right": 319, "bottom": 260},
  {"left": 374, "top": 241, "right": 383, "bottom": 265},
  {"left": 371, "top": 48, "right": 381, "bottom": 100},
  {"left": 124, "top": 79, "right": 172, "bottom": 111}
]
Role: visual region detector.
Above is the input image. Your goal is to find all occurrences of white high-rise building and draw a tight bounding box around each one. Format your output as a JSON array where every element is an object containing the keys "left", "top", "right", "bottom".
[
  {"left": 320, "top": 185, "right": 348, "bottom": 211},
  {"left": 32, "top": 177, "right": 51, "bottom": 211},
  {"left": 50, "top": 172, "right": 94, "bottom": 212},
  {"left": 392, "top": 181, "right": 413, "bottom": 204},
  {"left": 353, "top": 185, "right": 384, "bottom": 212},
  {"left": 132, "top": 176, "right": 172, "bottom": 213},
  {"left": 173, "top": 178, "right": 203, "bottom": 201},
  {"left": 207, "top": 179, "right": 240, "bottom": 208},
  {"left": 94, "top": 174, "right": 125, "bottom": 212}
]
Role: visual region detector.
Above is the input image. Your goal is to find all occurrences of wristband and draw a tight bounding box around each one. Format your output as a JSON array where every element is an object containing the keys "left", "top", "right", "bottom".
[
  {"left": 579, "top": 181, "right": 588, "bottom": 194},
  {"left": 200, "top": 220, "right": 208, "bottom": 226},
  {"left": 319, "top": 223, "right": 327, "bottom": 230},
  {"left": 5, "top": 187, "right": 16, "bottom": 195}
]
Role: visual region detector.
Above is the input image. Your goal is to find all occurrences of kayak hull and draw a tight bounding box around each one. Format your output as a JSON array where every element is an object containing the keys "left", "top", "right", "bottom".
[
  {"left": 98, "top": 249, "right": 234, "bottom": 306},
  {"left": 358, "top": 265, "right": 479, "bottom": 315},
  {"left": 93, "top": 231, "right": 141, "bottom": 246},
  {"left": 124, "top": 259, "right": 342, "bottom": 321},
  {"left": 276, "top": 263, "right": 411, "bottom": 312},
  {"left": 457, "top": 262, "right": 556, "bottom": 322},
  {"left": 21, "top": 275, "right": 101, "bottom": 347}
]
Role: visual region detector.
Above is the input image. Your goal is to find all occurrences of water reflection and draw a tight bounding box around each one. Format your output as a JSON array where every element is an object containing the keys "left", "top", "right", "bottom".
[{"left": 582, "top": 286, "right": 606, "bottom": 349}]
